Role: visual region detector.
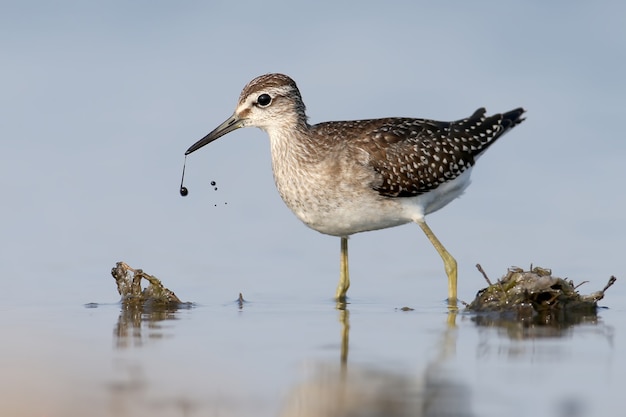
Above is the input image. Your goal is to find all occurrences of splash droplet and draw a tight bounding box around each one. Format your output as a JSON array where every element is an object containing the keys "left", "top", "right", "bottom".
[{"left": 179, "top": 156, "right": 189, "bottom": 197}]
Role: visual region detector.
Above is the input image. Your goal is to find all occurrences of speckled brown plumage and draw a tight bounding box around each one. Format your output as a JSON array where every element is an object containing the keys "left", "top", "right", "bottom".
[{"left": 310, "top": 107, "right": 525, "bottom": 198}]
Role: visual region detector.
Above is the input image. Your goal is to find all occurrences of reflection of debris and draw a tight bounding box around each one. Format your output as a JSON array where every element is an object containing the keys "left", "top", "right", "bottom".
[
  {"left": 470, "top": 310, "right": 606, "bottom": 340},
  {"left": 466, "top": 264, "right": 616, "bottom": 322},
  {"left": 111, "top": 261, "right": 191, "bottom": 309},
  {"left": 113, "top": 303, "right": 180, "bottom": 349}
]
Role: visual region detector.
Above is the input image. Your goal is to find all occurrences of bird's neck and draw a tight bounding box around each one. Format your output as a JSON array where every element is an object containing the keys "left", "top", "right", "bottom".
[
  {"left": 265, "top": 117, "right": 317, "bottom": 165},
  {"left": 264, "top": 120, "right": 324, "bottom": 205}
]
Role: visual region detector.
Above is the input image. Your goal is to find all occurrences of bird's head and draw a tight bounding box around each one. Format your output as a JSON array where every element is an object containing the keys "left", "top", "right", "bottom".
[{"left": 185, "top": 73, "right": 307, "bottom": 155}]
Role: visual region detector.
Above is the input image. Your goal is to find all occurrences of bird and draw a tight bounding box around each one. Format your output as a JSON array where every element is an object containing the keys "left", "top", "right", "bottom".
[{"left": 185, "top": 73, "right": 525, "bottom": 306}]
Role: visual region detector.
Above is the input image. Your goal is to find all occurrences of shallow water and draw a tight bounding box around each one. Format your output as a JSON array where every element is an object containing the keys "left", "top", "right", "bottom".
[{"left": 2, "top": 271, "right": 622, "bottom": 417}]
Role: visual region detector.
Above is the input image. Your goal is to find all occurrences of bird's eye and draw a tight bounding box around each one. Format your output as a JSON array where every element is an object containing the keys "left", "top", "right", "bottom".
[{"left": 257, "top": 93, "right": 272, "bottom": 107}]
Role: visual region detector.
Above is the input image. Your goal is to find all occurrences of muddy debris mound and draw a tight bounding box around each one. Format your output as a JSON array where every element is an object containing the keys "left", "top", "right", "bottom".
[
  {"left": 111, "top": 261, "right": 192, "bottom": 310},
  {"left": 466, "top": 264, "right": 616, "bottom": 321}
]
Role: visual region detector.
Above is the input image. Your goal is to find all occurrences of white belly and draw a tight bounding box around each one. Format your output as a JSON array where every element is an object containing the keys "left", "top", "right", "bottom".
[{"left": 274, "top": 163, "right": 473, "bottom": 237}]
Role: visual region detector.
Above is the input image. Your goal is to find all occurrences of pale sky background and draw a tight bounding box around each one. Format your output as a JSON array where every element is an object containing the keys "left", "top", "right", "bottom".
[{"left": 2, "top": 1, "right": 625, "bottom": 306}]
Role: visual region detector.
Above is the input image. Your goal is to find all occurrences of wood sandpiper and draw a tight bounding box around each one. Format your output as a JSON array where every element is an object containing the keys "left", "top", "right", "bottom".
[{"left": 185, "top": 73, "right": 525, "bottom": 306}]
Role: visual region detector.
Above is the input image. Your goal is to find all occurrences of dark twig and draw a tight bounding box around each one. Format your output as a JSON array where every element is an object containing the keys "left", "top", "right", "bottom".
[
  {"left": 574, "top": 280, "right": 589, "bottom": 289},
  {"left": 475, "top": 263, "right": 492, "bottom": 285},
  {"left": 603, "top": 276, "right": 617, "bottom": 293}
]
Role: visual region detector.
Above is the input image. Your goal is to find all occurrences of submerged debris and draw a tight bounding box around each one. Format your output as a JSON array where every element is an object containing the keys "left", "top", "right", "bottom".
[
  {"left": 466, "top": 264, "right": 616, "bottom": 321},
  {"left": 237, "top": 292, "right": 246, "bottom": 310},
  {"left": 111, "top": 261, "right": 191, "bottom": 309}
]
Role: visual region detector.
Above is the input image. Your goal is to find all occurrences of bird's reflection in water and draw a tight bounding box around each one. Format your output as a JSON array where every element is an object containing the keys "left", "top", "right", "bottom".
[{"left": 281, "top": 306, "right": 472, "bottom": 417}]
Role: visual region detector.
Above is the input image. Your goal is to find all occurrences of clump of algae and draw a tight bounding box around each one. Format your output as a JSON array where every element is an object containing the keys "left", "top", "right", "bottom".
[
  {"left": 466, "top": 264, "right": 616, "bottom": 319},
  {"left": 111, "top": 261, "right": 191, "bottom": 309}
]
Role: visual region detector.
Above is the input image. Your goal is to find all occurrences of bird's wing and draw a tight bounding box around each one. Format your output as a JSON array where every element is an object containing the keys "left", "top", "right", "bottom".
[{"left": 355, "top": 108, "right": 524, "bottom": 197}]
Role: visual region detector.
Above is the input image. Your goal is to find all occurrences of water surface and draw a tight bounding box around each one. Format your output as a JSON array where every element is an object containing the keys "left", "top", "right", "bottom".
[{"left": 2, "top": 273, "right": 621, "bottom": 417}]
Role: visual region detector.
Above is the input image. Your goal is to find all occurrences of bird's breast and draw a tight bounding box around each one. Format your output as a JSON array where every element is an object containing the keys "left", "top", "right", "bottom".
[{"left": 270, "top": 148, "right": 411, "bottom": 236}]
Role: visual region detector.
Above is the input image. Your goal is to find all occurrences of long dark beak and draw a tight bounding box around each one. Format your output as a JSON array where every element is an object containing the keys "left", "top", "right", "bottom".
[{"left": 185, "top": 113, "right": 244, "bottom": 155}]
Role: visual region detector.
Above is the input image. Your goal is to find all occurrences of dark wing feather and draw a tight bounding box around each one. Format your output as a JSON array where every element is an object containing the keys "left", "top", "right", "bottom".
[{"left": 363, "top": 108, "right": 525, "bottom": 197}]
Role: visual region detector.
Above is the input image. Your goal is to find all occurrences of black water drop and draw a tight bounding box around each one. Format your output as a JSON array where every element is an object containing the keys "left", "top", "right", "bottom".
[
  {"left": 179, "top": 156, "right": 188, "bottom": 197},
  {"left": 210, "top": 181, "right": 216, "bottom": 186}
]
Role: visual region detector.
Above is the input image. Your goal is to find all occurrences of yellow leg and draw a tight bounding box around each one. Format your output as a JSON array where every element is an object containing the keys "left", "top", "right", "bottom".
[
  {"left": 335, "top": 237, "right": 350, "bottom": 302},
  {"left": 417, "top": 220, "right": 458, "bottom": 308}
]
